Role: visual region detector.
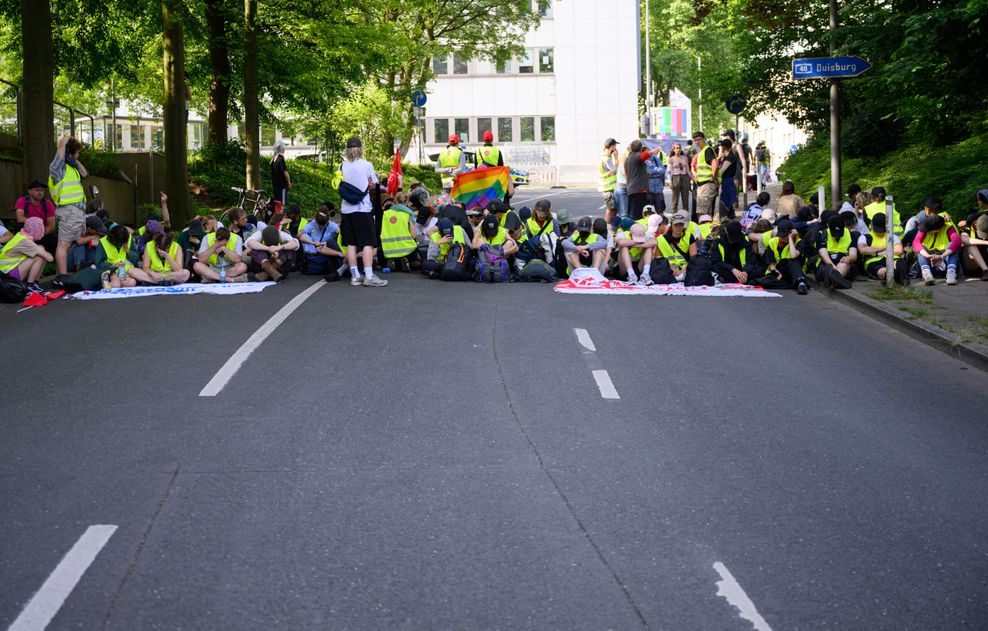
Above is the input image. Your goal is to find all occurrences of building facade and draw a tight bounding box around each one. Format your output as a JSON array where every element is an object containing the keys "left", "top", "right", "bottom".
[{"left": 420, "top": 0, "right": 641, "bottom": 183}]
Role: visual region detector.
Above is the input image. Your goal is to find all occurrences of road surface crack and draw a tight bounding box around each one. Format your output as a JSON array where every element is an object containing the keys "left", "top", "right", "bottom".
[
  {"left": 491, "top": 298, "right": 650, "bottom": 630},
  {"left": 101, "top": 465, "right": 180, "bottom": 629}
]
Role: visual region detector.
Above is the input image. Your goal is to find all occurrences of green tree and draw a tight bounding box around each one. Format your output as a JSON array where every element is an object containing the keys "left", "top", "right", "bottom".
[{"left": 163, "top": 0, "right": 191, "bottom": 224}]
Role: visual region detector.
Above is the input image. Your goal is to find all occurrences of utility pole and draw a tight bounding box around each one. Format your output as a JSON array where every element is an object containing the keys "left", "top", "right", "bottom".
[
  {"left": 644, "top": 0, "right": 651, "bottom": 136},
  {"left": 829, "top": 0, "right": 841, "bottom": 212}
]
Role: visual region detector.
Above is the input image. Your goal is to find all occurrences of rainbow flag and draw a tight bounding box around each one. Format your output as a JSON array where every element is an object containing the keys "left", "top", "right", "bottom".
[
  {"left": 451, "top": 166, "right": 510, "bottom": 210},
  {"left": 657, "top": 107, "right": 688, "bottom": 137}
]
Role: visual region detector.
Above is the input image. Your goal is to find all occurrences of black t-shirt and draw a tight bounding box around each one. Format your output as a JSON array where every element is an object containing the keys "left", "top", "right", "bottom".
[
  {"left": 498, "top": 210, "right": 522, "bottom": 234},
  {"left": 720, "top": 153, "right": 738, "bottom": 179},
  {"left": 438, "top": 205, "right": 475, "bottom": 242},
  {"left": 271, "top": 155, "right": 288, "bottom": 191}
]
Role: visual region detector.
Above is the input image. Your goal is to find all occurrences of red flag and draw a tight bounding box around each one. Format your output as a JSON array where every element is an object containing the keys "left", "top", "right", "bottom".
[{"left": 386, "top": 148, "right": 403, "bottom": 196}]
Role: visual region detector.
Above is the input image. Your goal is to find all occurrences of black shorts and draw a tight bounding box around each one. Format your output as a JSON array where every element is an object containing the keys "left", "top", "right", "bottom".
[
  {"left": 865, "top": 260, "right": 886, "bottom": 277},
  {"left": 340, "top": 211, "right": 377, "bottom": 249}
]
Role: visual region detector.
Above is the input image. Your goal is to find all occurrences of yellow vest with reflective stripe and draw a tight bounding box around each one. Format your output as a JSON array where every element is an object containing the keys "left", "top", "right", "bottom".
[
  {"left": 48, "top": 163, "right": 86, "bottom": 207},
  {"left": 718, "top": 241, "right": 748, "bottom": 267},
  {"left": 205, "top": 232, "right": 240, "bottom": 266},
  {"left": 864, "top": 201, "right": 903, "bottom": 236},
  {"left": 826, "top": 230, "right": 852, "bottom": 257},
  {"left": 147, "top": 241, "right": 181, "bottom": 272},
  {"left": 572, "top": 232, "right": 601, "bottom": 246},
  {"left": 698, "top": 222, "right": 714, "bottom": 240},
  {"left": 476, "top": 146, "right": 501, "bottom": 167},
  {"left": 429, "top": 225, "right": 467, "bottom": 262},
  {"left": 695, "top": 147, "right": 714, "bottom": 184},
  {"left": 525, "top": 217, "right": 553, "bottom": 240},
  {"left": 483, "top": 227, "right": 507, "bottom": 247},
  {"left": 922, "top": 213, "right": 954, "bottom": 252},
  {"left": 439, "top": 147, "right": 462, "bottom": 188},
  {"left": 380, "top": 209, "right": 417, "bottom": 258},
  {"left": 0, "top": 232, "right": 29, "bottom": 273},
  {"left": 762, "top": 231, "right": 798, "bottom": 263},
  {"left": 100, "top": 234, "right": 133, "bottom": 266},
  {"left": 598, "top": 153, "right": 617, "bottom": 192},
  {"left": 657, "top": 230, "right": 690, "bottom": 268}
]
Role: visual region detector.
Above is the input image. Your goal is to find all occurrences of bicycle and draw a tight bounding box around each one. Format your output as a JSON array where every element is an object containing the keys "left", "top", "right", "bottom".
[{"left": 230, "top": 187, "right": 274, "bottom": 222}]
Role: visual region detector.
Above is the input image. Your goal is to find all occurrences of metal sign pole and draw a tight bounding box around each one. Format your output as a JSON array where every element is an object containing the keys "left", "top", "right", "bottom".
[
  {"left": 885, "top": 195, "right": 895, "bottom": 288},
  {"left": 829, "top": 0, "right": 841, "bottom": 212}
]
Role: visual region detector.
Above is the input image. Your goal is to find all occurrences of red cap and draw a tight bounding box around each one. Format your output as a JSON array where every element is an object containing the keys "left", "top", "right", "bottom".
[
  {"left": 448, "top": 134, "right": 460, "bottom": 145},
  {"left": 482, "top": 130, "right": 494, "bottom": 142}
]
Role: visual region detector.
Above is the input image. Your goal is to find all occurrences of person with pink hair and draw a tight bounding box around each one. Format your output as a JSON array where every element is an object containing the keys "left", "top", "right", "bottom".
[{"left": 0, "top": 217, "right": 53, "bottom": 293}]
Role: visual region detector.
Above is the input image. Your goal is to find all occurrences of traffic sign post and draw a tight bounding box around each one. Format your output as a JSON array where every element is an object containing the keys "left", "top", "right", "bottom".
[
  {"left": 412, "top": 90, "right": 427, "bottom": 107},
  {"left": 791, "top": 56, "right": 871, "bottom": 80},
  {"left": 725, "top": 95, "right": 748, "bottom": 210}
]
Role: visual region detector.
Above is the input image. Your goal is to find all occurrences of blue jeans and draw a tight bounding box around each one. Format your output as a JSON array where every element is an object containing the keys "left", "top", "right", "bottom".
[
  {"left": 917, "top": 251, "right": 958, "bottom": 276},
  {"left": 614, "top": 186, "right": 629, "bottom": 218},
  {"left": 720, "top": 178, "right": 738, "bottom": 213},
  {"left": 757, "top": 163, "right": 768, "bottom": 186}
]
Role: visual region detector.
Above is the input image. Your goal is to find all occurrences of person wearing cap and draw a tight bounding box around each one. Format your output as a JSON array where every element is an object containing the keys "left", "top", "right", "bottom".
[
  {"left": 139, "top": 230, "right": 191, "bottom": 286},
  {"left": 624, "top": 140, "right": 654, "bottom": 221},
  {"left": 614, "top": 216, "right": 657, "bottom": 284},
  {"left": 66, "top": 214, "right": 107, "bottom": 272},
  {"left": 813, "top": 214, "right": 858, "bottom": 289},
  {"left": 136, "top": 219, "right": 164, "bottom": 258},
  {"left": 94, "top": 223, "right": 139, "bottom": 288},
  {"left": 711, "top": 220, "right": 756, "bottom": 284},
  {"left": 13, "top": 179, "right": 57, "bottom": 253},
  {"left": 194, "top": 226, "right": 248, "bottom": 283},
  {"left": 0, "top": 217, "right": 53, "bottom": 293},
  {"left": 271, "top": 141, "right": 292, "bottom": 206},
  {"left": 757, "top": 218, "right": 808, "bottom": 293},
  {"left": 912, "top": 196, "right": 962, "bottom": 285},
  {"left": 863, "top": 187, "right": 903, "bottom": 236},
  {"left": 436, "top": 134, "right": 466, "bottom": 192},
  {"left": 598, "top": 138, "right": 620, "bottom": 224},
  {"left": 696, "top": 214, "right": 715, "bottom": 240},
  {"left": 177, "top": 217, "right": 206, "bottom": 269},
  {"left": 49, "top": 135, "right": 89, "bottom": 285},
  {"left": 472, "top": 213, "right": 518, "bottom": 256},
  {"left": 562, "top": 216, "right": 607, "bottom": 275},
  {"left": 246, "top": 223, "right": 300, "bottom": 282},
  {"left": 856, "top": 213, "right": 906, "bottom": 284},
  {"left": 692, "top": 131, "right": 718, "bottom": 220},
  {"left": 475, "top": 130, "right": 503, "bottom": 168},
  {"left": 298, "top": 211, "right": 345, "bottom": 277},
  {"left": 487, "top": 199, "right": 523, "bottom": 241},
  {"left": 654, "top": 211, "right": 696, "bottom": 281},
  {"left": 340, "top": 136, "right": 388, "bottom": 287},
  {"left": 423, "top": 218, "right": 470, "bottom": 278},
  {"left": 379, "top": 194, "right": 419, "bottom": 271}
]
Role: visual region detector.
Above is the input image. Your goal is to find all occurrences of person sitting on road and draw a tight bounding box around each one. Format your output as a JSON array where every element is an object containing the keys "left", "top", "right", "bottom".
[
  {"left": 0, "top": 217, "right": 53, "bottom": 293},
  {"left": 67, "top": 214, "right": 107, "bottom": 273},
  {"left": 284, "top": 204, "right": 308, "bottom": 238},
  {"left": 194, "top": 226, "right": 248, "bottom": 283},
  {"left": 246, "top": 225, "right": 299, "bottom": 282},
  {"left": 13, "top": 179, "right": 57, "bottom": 254},
  {"left": 141, "top": 230, "right": 191, "bottom": 286},
  {"left": 517, "top": 201, "right": 558, "bottom": 268},
  {"left": 592, "top": 217, "right": 612, "bottom": 275},
  {"left": 756, "top": 218, "right": 808, "bottom": 294},
  {"left": 562, "top": 216, "right": 607, "bottom": 276},
  {"left": 177, "top": 218, "right": 206, "bottom": 272},
  {"left": 225, "top": 206, "right": 254, "bottom": 243},
  {"left": 913, "top": 196, "right": 961, "bottom": 285},
  {"left": 697, "top": 214, "right": 715, "bottom": 240},
  {"left": 711, "top": 220, "right": 756, "bottom": 284},
  {"left": 958, "top": 189, "right": 988, "bottom": 280},
  {"left": 857, "top": 212, "right": 906, "bottom": 285},
  {"left": 96, "top": 223, "right": 139, "bottom": 288},
  {"left": 298, "top": 211, "right": 345, "bottom": 277},
  {"left": 615, "top": 216, "right": 657, "bottom": 285},
  {"left": 423, "top": 218, "right": 470, "bottom": 278},
  {"left": 137, "top": 219, "right": 163, "bottom": 258},
  {"left": 472, "top": 213, "right": 518, "bottom": 256},
  {"left": 814, "top": 214, "right": 857, "bottom": 289},
  {"left": 380, "top": 195, "right": 419, "bottom": 272},
  {"left": 775, "top": 180, "right": 805, "bottom": 219},
  {"left": 487, "top": 199, "right": 523, "bottom": 242},
  {"left": 655, "top": 211, "right": 696, "bottom": 282},
  {"left": 740, "top": 192, "right": 771, "bottom": 230}
]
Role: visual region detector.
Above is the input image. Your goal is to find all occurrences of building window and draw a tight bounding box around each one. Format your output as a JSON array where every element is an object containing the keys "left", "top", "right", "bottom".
[
  {"left": 114, "top": 124, "right": 124, "bottom": 150},
  {"left": 454, "top": 118, "right": 469, "bottom": 142},
  {"left": 536, "top": 1, "right": 552, "bottom": 17},
  {"left": 478, "top": 118, "right": 493, "bottom": 140},
  {"left": 539, "top": 48, "right": 554, "bottom": 74},
  {"left": 540, "top": 116, "right": 555, "bottom": 142},
  {"left": 520, "top": 117, "right": 535, "bottom": 142},
  {"left": 434, "top": 118, "right": 449, "bottom": 144},
  {"left": 496, "top": 59, "right": 511, "bottom": 74},
  {"left": 129, "top": 124, "right": 143, "bottom": 149},
  {"left": 498, "top": 117, "right": 513, "bottom": 143},
  {"left": 433, "top": 56, "right": 448, "bottom": 75},
  {"left": 518, "top": 49, "right": 534, "bottom": 74},
  {"left": 452, "top": 55, "right": 468, "bottom": 75},
  {"left": 151, "top": 125, "right": 164, "bottom": 151}
]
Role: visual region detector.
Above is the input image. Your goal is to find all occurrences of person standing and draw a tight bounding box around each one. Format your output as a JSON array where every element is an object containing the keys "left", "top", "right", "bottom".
[
  {"left": 270, "top": 141, "right": 292, "bottom": 207},
  {"left": 475, "top": 130, "right": 503, "bottom": 168},
  {"left": 692, "top": 131, "right": 718, "bottom": 221},
  {"left": 435, "top": 134, "right": 466, "bottom": 192},
  {"left": 341, "top": 136, "right": 387, "bottom": 287},
  {"left": 667, "top": 143, "right": 692, "bottom": 215},
  {"left": 598, "top": 139, "right": 619, "bottom": 225},
  {"left": 644, "top": 144, "right": 666, "bottom": 213},
  {"left": 716, "top": 139, "right": 739, "bottom": 218},
  {"left": 13, "top": 179, "right": 57, "bottom": 254},
  {"left": 49, "top": 136, "right": 89, "bottom": 287},
  {"left": 623, "top": 140, "right": 652, "bottom": 221}
]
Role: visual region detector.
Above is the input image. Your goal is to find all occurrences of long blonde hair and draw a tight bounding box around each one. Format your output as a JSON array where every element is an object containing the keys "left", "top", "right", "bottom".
[{"left": 345, "top": 146, "right": 363, "bottom": 162}]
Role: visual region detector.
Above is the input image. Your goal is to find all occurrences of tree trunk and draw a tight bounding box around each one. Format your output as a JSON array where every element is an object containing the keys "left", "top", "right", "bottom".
[
  {"left": 205, "top": 0, "right": 231, "bottom": 146},
  {"left": 20, "top": 0, "right": 54, "bottom": 185},
  {"left": 243, "top": 0, "right": 261, "bottom": 190},
  {"left": 163, "top": 0, "right": 191, "bottom": 225}
]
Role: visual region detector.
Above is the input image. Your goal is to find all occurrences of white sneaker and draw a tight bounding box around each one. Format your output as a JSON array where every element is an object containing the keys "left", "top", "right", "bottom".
[
  {"left": 638, "top": 272, "right": 653, "bottom": 286},
  {"left": 626, "top": 272, "right": 638, "bottom": 284},
  {"left": 946, "top": 268, "right": 957, "bottom": 285},
  {"left": 921, "top": 267, "right": 935, "bottom": 285},
  {"left": 363, "top": 275, "right": 388, "bottom": 287},
  {"left": 350, "top": 274, "right": 364, "bottom": 286}
]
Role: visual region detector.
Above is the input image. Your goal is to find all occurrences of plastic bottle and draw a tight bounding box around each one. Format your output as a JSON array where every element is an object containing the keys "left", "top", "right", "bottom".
[
  {"left": 100, "top": 271, "right": 111, "bottom": 290},
  {"left": 117, "top": 265, "right": 126, "bottom": 281},
  {"left": 220, "top": 266, "right": 227, "bottom": 283}
]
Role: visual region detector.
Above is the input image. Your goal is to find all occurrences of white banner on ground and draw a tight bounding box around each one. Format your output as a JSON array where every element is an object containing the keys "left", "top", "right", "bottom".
[
  {"left": 554, "top": 269, "right": 780, "bottom": 298},
  {"left": 67, "top": 282, "right": 275, "bottom": 301}
]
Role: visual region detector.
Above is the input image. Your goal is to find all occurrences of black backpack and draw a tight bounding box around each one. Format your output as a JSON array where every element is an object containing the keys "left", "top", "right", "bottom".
[
  {"left": 441, "top": 243, "right": 472, "bottom": 281},
  {"left": 684, "top": 239, "right": 715, "bottom": 287},
  {"left": 0, "top": 272, "right": 28, "bottom": 303}
]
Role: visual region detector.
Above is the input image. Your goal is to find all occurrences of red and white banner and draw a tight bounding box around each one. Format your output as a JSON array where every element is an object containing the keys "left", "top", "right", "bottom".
[{"left": 554, "top": 269, "right": 780, "bottom": 298}]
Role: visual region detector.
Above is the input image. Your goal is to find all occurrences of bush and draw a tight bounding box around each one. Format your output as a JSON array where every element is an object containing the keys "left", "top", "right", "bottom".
[
  {"left": 779, "top": 133, "right": 988, "bottom": 222},
  {"left": 82, "top": 146, "right": 124, "bottom": 180}
]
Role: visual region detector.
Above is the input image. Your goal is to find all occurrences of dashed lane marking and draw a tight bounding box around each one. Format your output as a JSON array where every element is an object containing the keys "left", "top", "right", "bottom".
[
  {"left": 8, "top": 525, "right": 118, "bottom": 631},
  {"left": 574, "top": 328, "right": 596, "bottom": 352},
  {"left": 713, "top": 562, "right": 774, "bottom": 631},
  {"left": 592, "top": 369, "right": 620, "bottom": 399}
]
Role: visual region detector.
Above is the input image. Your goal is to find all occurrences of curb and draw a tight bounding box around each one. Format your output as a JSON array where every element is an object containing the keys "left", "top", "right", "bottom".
[{"left": 822, "top": 284, "right": 988, "bottom": 373}]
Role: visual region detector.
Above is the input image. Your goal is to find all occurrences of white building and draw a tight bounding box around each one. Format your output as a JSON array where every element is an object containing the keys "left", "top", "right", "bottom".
[{"left": 420, "top": 0, "right": 641, "bottom": 185}]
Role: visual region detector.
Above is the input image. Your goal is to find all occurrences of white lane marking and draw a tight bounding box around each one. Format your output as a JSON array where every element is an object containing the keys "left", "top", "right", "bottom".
[
  {"left": 511, "top": 189, "right": 575, "bottom": 203},
  {"left": 713, "top": 562, "right": 773, "bottom": 631},
  {"left": 574, "top": 328, "right": 596, "bottom": 352},
  {"left": 9, "top": 525, "right": 118, "bottom": 631},
  {"left": 592, "top": 370, "right": 620, "bottom": 399},
  {"left": 199, "top": 279, "right": 325, "bottom": 396}
]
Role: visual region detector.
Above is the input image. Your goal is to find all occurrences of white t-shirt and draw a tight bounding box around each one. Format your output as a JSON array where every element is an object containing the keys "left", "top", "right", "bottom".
[
  {"left": 341, "top": 159, "right": 379, "bottom": 214},
  {"left": 246, "top": 228, "right": 294, "bottom": 246},
  {"left": 198, "top": 233, "right": 244, "bottom": 255},
  {"left": 858, "top": 233, "right": 899, "bottom": 248}
]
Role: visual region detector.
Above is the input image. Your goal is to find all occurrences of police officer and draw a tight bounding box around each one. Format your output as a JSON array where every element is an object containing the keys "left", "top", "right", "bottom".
[{"left": 435, "top": 134, "right": 466, "bottom": 192}]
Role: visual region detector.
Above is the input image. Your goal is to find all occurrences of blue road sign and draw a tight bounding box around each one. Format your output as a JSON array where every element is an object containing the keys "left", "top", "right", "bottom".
[
  {"left": 792, "top": 56, "right": 871, "bottom": 79},
  {"left": 412, "top": 90, "right": 427, "bottom": 107}
]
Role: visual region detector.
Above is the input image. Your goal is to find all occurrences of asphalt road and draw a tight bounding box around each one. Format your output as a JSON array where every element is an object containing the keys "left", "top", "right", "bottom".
[{"left": 3, "top": 229, "right": 988, "bottom": 629}]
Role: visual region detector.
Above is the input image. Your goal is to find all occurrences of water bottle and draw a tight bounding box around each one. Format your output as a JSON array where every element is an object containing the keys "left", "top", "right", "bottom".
[
  {"left": 117, "top": 265, "right": 126, "bottom": 281},
  {"left": 220, "top": 266, "right": 227, "bottom": 283},
  {"left": 381, "top": 267, "right": 391, "bottom": 274}
]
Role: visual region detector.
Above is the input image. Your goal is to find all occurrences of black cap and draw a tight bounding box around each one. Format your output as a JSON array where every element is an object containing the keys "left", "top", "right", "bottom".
[
  {"left": 775, "top": 218, "right": 794, "bottom": 234},
  {"left": 871, "top": 186, "right": 886, "bottom": 198},
  {"left": 27, "top": 179, "right": 45, "bottom": 190},
  {"left": 481, "top": 214, "right": 499, "bottom": 238},
  {"left": 577, "top": 216, "right": 593, "bottom": 233},
  {"left": 604, "top": 138, "right": 618, "bottom": 148},
  {"left": 85, "top": 214, "right": 107, "bottom": 235},
  {"left": 827, "top": 214, "right": 845, "bottom": 236},
  {"left": 796, "top": 206, "right": 814, "bottom": 223},
  {"left": 871, "top": 212, "right": 887, "bottom": 233},
  {"left": 345, "top": 136, "right": 362, "bottom": 148},
  {"left": 188, "top": 219, "right": 205, "bottom": 237},
  {"left": 724, "top": 220, "right": 743, "bottom": 244}
]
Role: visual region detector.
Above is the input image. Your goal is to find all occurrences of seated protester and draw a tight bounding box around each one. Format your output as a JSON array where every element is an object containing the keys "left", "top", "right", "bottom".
[
  {"left": 408, "top": 181, "right": 431, "bottom": 213},
  {"left": 298, "top": 211, "right": 345, "bottom": 276},
  {"left": 697, "top": 214, "right": 715, "bottom": 240},
  {"left": 390, "top": 192, "right": 416, "bottom": 220},
  {"left": 959, "top": 189, "right": 988, "bottom": 280},
  {"left": 200, "top": 215, "right": 219, "bottom": 234},
  {"left": 438, "top": 202, "right": 475, "bottom": 243},
  {"left": 415, "top": 205, "right": 437, "bottom": 262},
  {"left": 740, "top": 192, "right": 771, "bottom": 230},
  {"left": 656, "top": 211, "right": 697, "bottom": 282},
  {"left": 472, "top": 213, "right": 518, "bottom": 257},
  {"left": 0, "top": 217, "right": 53, "bottom": 293},
  {"left": 814, "top": 214, "right": 857, "bottom": 289},
  {"left": 592, "top": 217, "right": 613, "bottom": 275},
  {"left": 13, "top": 179, "right": 57, "bottom": 253},
  {"left": 857, "top": 213, "right": 906, "bottom": 285},
  {"left": 913, "top": 196, "right": 961, "bottom": 285},
  {"left": 517, "top": 201, "right": 558, "bottom": 267},
  {"left": 465, "top": 207, "right": 484, "bottom": 241},
  {"left": 136, "top": 219, "right": 163, "bottom": 257},
  {"left": 487, "top": 199, "right": 523, "bottom": 242},
  {"left": 68, "top": 214, "right": 107, "bottom": 272},
  {"left": 757, "top": 218, "right": 808, "bottom": 294},
  {"left": 379, "top": 197, "right": 419, "bottom": 271},
  {"left": 246, "top": 225, "right": 300, "bottom": 282},
  {"left": 863, "top": 186, "right": 903, "bottom": 236},
  {"left": 555, "top": 210, "right": 574, "bottom": 239},
  {"left": 177, "top": 218, "right": 206, "bottom": 271},
  {"left": 792, "top": 206, "right": 820, "bottom": 236},
  {"left": 95, "top": 223, "right": 140, "bottom": 288},
  {"left": 284, "top": 204, "right": 308, "bottom": 238},
  {"left": 225, "top": 206, "right": 254, "bottom": 243},
  {"left": 141, "top": 230, "right": 191, "bottom": 285},
  {"left": 615, "top": 217, "right": 657, "bottom": 285},
  {"left": 423, "top": 218, "right": 470, "bottom": 277},
  {"left": 0, "top": 219, "right": 10, "bottom": 246},
  {"left": 711, "top": 220, "right": 756, "bottom": 284},
  {"left": 193, "top": 226, "right": 248, "bottom": 283},
  {"left": 562, "top": 216, "right": 607, "bottom": 275}
]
